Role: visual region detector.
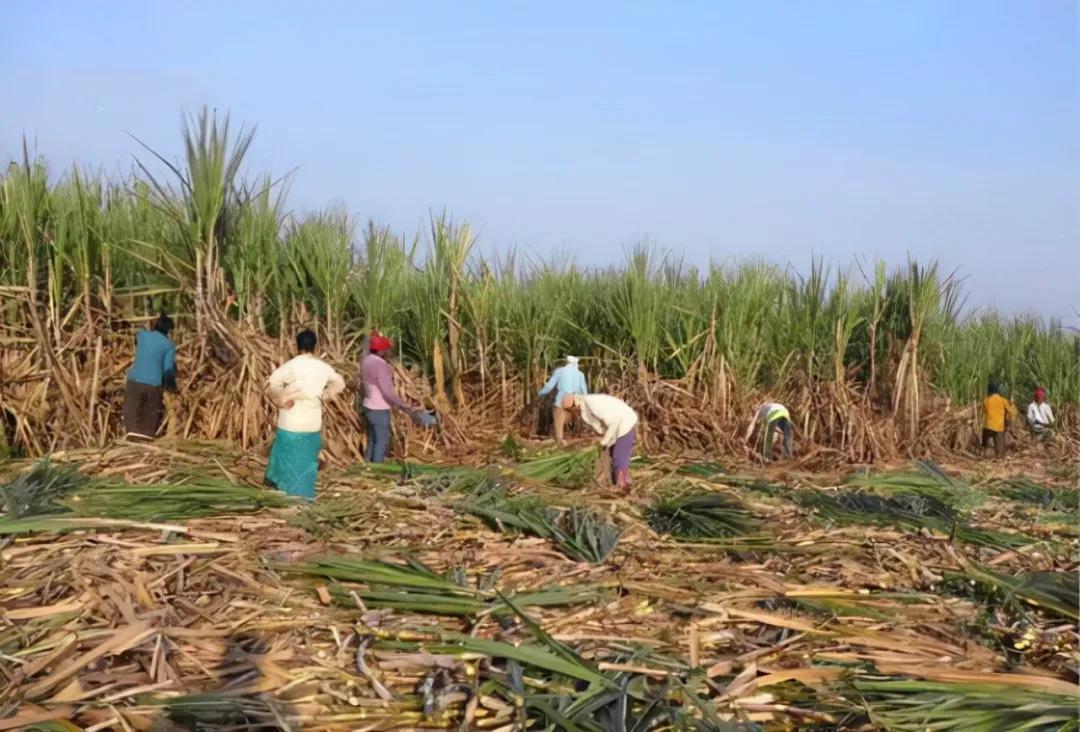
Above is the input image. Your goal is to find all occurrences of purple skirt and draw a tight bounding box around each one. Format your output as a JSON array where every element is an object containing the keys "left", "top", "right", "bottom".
[{"left": 610, "top": 428, "right": 636, "bottom": 482}]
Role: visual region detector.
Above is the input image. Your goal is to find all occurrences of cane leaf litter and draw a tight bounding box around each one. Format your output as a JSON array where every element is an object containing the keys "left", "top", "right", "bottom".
[{"left": 1, "top": 447, "right": 1077, "bottom": 731}]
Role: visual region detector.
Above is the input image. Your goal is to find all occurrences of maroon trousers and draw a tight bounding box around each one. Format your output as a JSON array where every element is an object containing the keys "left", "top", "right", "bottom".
[{"left": 610, "top": 428, "right": 636, "bottom": 485}]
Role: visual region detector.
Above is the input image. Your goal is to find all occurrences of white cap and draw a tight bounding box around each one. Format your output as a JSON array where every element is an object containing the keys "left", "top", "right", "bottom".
[{"left": 566, "top": 355, "right": 579, "bottom": 364}]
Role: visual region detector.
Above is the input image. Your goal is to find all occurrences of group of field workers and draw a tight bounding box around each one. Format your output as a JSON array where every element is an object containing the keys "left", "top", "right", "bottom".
[
  {"left": 538, "top": 356, "right": 638, "bottom": 488},
  {"left": 536, "top": 356, "right": 796, "bottom": 483},
  {"left": 262, "top": 328, "right": 434, "bottom": 498},
  {"left": 120, "top": 315, "right": 793, "bottom": 499},
  {"left": 981, "top": 381, "right": 1055, "bottom": 458},
  {"left": 537, "top": 363, "right": 1060, "bottom": 469},
  {"left": 122, "top": 315, "right": 1055, "bottom": 500},
  {"left": 122, "top": 318, "right": 432, "bottom": 499}
]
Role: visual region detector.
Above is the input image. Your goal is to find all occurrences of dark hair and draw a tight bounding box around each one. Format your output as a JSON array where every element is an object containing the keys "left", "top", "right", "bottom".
[
  {"left": 987, "top": 381, "right": 1000, "bottom": 396},
  {"left": 296, "top": 329, "right": 317, "bottom": 353},
  {"left": 154, "top": 313, "right": 173, "bottom": 335}
]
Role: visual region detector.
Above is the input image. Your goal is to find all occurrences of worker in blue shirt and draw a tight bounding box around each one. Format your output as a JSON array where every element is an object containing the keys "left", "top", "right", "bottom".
[
  {"left": 124, "top": 313, "right": 177, "bottom": 440},
  {"left": 538, "top": 356, "right": 588, "bottom": 446}
]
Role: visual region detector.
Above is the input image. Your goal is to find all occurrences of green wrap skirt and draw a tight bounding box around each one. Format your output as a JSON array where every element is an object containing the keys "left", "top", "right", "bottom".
[{"left": 265, "top": 428, "right": 321, "bottom": 499}]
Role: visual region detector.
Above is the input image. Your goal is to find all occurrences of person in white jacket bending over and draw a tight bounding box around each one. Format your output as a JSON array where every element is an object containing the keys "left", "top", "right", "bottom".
[{"left": 562, "top": 393, "right": 638, "bottom": 488}]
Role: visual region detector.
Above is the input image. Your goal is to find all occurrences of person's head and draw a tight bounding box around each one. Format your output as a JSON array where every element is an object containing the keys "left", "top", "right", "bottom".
[
  {"left": 296, "top": 329, "right": 317, "bottom": 354},
  {"left": 987, "top": 381, "right": 1000, "bottom": 396},
  {"left": 369, "top": 331, "right": 394, "bottom": 357},
  {"left": 566, "top": 355, "right": 580, "bottom": 367},
  {"left": 1035, "top": 386, "right": 1046, "bottom": 404},
  {"left": 154, "top": 313, "right": 173, "bottom": 336}
]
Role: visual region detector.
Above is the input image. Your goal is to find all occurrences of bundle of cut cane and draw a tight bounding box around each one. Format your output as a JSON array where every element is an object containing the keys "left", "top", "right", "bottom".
[
  {"left": 281, "top": 556, "right": 602, "bottom": 616},
  {"left": 514, "top": 448, "right": 597, "bottom": 487},
  {"left": 798, "top": 489, "right": 1036, "bottom": 549},
  {"left": 455, "top": 491, "right": 621, "bottom": 563},
  {"left": 844, "top": 460, "right": 987, "bottom": 512},
  {"left": 837, "top": 674, "right": 1080, "bottom": 732},
  {"left": 944, "top": 564, "right": 1080, "bottom": 622},
  {"left": 645, "top": 487, "right": 759, "bottom": 540},
  {"left": 0, "top": 461, "right": 293, "bottom": 533}
]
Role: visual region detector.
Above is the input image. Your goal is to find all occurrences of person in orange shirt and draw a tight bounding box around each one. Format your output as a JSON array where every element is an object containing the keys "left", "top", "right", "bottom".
[{"left": 981, "top": 381, "right": 1018, "bottom": 458}]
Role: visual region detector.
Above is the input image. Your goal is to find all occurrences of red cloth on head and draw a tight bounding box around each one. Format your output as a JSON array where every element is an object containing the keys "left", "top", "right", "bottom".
[
  {"left": 1035, "top": 386, "right": 1045, "bottom": 401},
  {"left": 369, "top": 331, "right": 393, "bottom": 352}
]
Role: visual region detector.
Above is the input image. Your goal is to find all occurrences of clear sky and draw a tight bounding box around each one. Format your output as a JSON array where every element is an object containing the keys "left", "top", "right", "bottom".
[{"left": 3, "top": 1, "right": 1077, "bottom": 323}]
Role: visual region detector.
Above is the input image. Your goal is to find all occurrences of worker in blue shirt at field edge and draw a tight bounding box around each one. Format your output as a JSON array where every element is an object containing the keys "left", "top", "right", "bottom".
[
  {"left": 124, "top": 313, "right": 177, "bottom": 440},
  {"left": 538, "top": 356, "right": 588, "bottom": 446}
]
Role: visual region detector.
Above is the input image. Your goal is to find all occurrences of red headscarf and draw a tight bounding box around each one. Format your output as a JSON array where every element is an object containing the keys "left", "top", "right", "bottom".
[
  {"left": 369, "top": 330, "right": 393, "bottom": 353},
  {"left": 1034, "top": 386, "right": 1045, "bottom": 402}
]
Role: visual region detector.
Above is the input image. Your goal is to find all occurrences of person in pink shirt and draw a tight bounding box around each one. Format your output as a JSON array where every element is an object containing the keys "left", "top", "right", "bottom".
[{"left": 359, "top": 331, "right": 418, "bottom": 462}]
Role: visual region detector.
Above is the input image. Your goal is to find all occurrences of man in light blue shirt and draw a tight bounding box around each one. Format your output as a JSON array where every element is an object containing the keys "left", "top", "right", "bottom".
[{"left": 538, "top": 356, "right": 588, "bottom": 446}]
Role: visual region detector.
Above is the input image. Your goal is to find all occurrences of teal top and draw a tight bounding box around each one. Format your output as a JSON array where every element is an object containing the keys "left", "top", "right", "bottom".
[
  {"left": 127, "top": 330, "right": 176, "bottom": 387},
  {"left": 538, "top": 364, "right": 588, "bottom": 406}
]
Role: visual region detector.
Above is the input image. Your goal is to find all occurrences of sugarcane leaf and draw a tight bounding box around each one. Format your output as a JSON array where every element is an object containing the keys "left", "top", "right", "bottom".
[
  {"left": 496, "top": 589, "right": 612, "bottom": 684},
  {"left": 448, "top": 637, "right": 614, "bottom": 688},
  {"left": 526, "top": 697, "right": 598, "bottom": 732}
]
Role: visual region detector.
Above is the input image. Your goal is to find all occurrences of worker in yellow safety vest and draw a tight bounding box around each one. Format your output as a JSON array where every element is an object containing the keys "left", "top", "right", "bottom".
[{"left": 744, "top": 402, "right": 794, "bottom": 462}]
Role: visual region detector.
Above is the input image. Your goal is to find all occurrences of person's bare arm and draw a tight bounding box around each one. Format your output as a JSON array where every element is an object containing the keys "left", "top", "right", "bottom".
[
  {"left": 600, "top": 419, "right": 620, "bottom": 448},
  {"left": 743, "top": 414, "right": 758, "bottom": 443}
]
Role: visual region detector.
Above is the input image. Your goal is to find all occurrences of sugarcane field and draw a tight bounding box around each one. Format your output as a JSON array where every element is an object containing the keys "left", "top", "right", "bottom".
[
  {"left": 1, "top": 111, "right": 1077, "bottom": 731},
  {"left": 4, "top": 5, "right": 1080, "bottom": 722}
]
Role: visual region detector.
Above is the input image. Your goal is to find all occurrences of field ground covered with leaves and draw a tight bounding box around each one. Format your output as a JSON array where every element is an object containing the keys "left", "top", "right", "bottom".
[{"left": 1, "top": 437, "right": 1077, "bottom": 731}]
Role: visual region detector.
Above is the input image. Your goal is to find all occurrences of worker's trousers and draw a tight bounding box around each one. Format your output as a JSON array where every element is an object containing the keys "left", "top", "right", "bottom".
[
  {"left": 552, "top": 406, "right": 568, "bottom": 444},
  {"left": 763, "top": 417, "right": 794, "bottom": 461},
  {"left": 363, "top": 408, "right": 392, "bottom": 463}
]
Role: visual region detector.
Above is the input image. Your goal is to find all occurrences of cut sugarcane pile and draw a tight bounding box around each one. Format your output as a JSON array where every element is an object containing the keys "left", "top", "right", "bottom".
[
  {"left": 513, "top": 447, "right": 599, "bottom": 486},
  {"left": 0, "top": 460, "right": 296, "bottom": 535},
  {"left": 1, "top": 442, "right": 1077, "bottom": 731}
]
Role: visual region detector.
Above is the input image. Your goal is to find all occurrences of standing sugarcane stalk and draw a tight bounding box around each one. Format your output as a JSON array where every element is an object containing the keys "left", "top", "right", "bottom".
[
  {"left": 10, "top": 146, "right": 87, "bottom": 446},
  {"left": 448, "top": 256, "right": 466, "bottom": 409},
  {"left": 2, "top": 112, "right": 1077, "bottom": 460}
]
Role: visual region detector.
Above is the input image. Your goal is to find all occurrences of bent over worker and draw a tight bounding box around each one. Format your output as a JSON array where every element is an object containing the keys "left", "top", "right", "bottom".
[
  {"left": 745, "top": 402, "right": 794, "bottom": 462},
  {"left": 561, "top": 393, "right": 637, "bottom": 489},
  {"left": 538, "top": 356, "right": 588, "bottom": 446}
]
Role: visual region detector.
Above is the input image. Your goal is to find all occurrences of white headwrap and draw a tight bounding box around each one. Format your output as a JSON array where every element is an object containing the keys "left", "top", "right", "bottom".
[{"left": 566, "top": 355, "right": 579, "bottom": 365}]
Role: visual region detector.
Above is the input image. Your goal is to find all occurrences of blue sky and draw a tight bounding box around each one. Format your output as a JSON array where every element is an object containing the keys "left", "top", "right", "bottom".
[{"left": 3, "top": 1, "right": 1077, "bottom": 322}]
